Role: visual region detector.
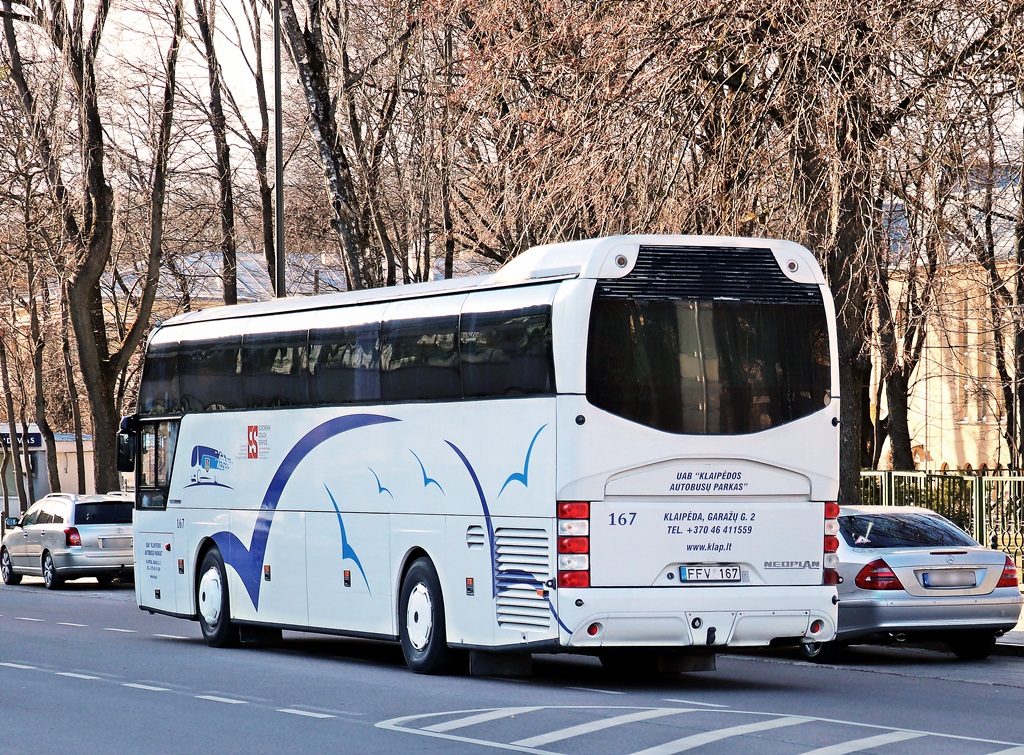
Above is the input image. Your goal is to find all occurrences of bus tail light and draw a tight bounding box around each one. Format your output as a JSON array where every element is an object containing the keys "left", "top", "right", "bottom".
[
  {"left": 823, "top": 502, "right": 840, "bottom": 585},
  {"left": 855, "top": 559, "right": 904, "bottom": 590},
  {"left": 557, "top": 501, "right": 590, "bottom": 588},
  {"left": 64, "top": 527, "right": 82, "bottom": 547},
  {"left": 996, "top": 556, "right": 1019, "bottom": 588}
]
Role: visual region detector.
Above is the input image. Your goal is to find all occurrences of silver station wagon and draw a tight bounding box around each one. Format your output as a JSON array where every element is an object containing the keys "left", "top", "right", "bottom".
[
  {"left": 802, "top": 505, "right": 1022, "bottom": 662},
  {"left": 1, "top": 492, "right": 134, "bottom": 589}
]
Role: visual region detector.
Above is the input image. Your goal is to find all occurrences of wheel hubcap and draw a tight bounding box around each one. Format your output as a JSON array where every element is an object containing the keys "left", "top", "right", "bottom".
[
  {"left": 44, "top": 556, "right": 53, "bottom": 583},
  {"left": 406, "top": 582, "right": 433, "bottom": 652},
  {"left": 198, "top": 566, "right": 223, "bottom": 627}
]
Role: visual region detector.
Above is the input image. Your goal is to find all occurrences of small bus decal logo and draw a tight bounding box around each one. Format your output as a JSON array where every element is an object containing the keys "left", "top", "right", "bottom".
[{"left": 247, "top": 426, "right": 259, "bottom": 459}]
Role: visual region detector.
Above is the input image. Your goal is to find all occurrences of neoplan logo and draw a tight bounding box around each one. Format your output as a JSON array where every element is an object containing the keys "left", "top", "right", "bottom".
[{"left": 764, "top": 560, "right": 820, "bottom": 569}]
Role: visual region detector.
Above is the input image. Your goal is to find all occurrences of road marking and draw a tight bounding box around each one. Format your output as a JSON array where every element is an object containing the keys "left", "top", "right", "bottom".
[
  {"left": 378, "top": 705, "right": 1024, "bottom": 754},
  {"left": 196, "top": 695, "right": 248, "bottom": 705},
  {"left": 425, "top": 707, "right": 544, "bottom": 733},
  {"left": 123, "top": 683, "right": 169, "bottom": 692},
  {"left": 514, "top": 708, "right": 691, "bottom": 748},
  {"left": 103, "top": 627, "right": 136, "bottom": 633},
  {"left": 279, "top": 709, "right": 336, "bottom": 719},
  {"left": 801, "top": 730, "right": 926, "bottom": 754},
  {"left": 0, "top": 663, "right": 37, "bottom": 670},
  {"left": 663, "top": 699, "right": 730, "bottom": 708},
  {"left": 56, "top": 672, "right": 101, "bottom": 680},
  {"left": 154, "top": 634, "right": 189, "bottom": 640},
  {"left": 566, "top": 687, "right": 625, "bottom": 695},
  {"left": 58, "top": 622, "right": 87, "bottom": 627},
  {"left": 630, "top": 716, "right": 810, "bottom": 754},
  {"left": 16, "top": 617, "right": 44, "bottom": 622}
]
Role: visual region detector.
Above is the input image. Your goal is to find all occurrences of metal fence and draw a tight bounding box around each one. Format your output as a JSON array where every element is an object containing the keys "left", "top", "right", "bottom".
[{"left": 860, "top": 471, "right": 1024, "bottom": 582}]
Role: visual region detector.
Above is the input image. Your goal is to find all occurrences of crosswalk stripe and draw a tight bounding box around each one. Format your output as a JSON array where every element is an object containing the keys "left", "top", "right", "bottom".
[
  {"left": 629, "top": 716, "right": 810, "bottom": 754},
  {"left": 424, "top": 707, "right": 544, "bottom": 733},
  {"left": 800, "top": 731, "right": 925, "bottom": 754},
  {"left": 514, "top": 708, "right": 692, "bottom": 748}
]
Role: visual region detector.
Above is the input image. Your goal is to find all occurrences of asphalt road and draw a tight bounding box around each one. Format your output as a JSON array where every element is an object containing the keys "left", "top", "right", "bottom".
[{"left": 2, "top": 577, "right": 1024, "bottom": 754}]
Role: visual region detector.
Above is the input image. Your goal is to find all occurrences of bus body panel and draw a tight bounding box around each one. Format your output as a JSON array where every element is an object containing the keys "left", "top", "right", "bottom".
[
  {"left": 307, "top": 511, "right": 393, "bottom": 635},
  {"left": 137, "top": 399, "right": 559, "bottom": 646}
]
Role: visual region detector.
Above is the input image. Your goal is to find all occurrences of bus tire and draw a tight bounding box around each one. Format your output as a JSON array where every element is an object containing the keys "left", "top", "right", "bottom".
[
  {"left": 799, "top": 640, "right": 842, "bottom": 663},
  {"left": 197, "top": 548, "right": 239, "bottom": 648},
  {"left": 42, "top": 552, "right": 64, "bottom": 590},
  {"left": 399, "top": 558, "right": 456, "bottom": 674},
  {"left": 949, "top": 631, "right": 996, "bottom": 661}
]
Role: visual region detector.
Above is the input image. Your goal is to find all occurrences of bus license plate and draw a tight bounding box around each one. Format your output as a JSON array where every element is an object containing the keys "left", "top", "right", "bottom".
[{"left": 681, "top": 565, "right": 741, "bottom": 582}]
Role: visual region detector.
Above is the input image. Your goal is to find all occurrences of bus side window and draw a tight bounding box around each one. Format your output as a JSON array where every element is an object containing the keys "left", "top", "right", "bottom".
[
  {"left": 461, "top": 306, "right": 554, "bottom": 397},
  {"left": 138, "top": 339, "right": 180, "bottom": 414},
  {"left": 178, "top": 337, "right": 242, "bottom": 412},
  {"left": 380, "top": 316, "right": 460, "bottom": 402},
  {"left": 138, "top": 421, "right": 179, "bottom": 509},
  {"left": 309, "top": 323, "right": 381, "bottom": 404},
  {"left": 243, "top": 331, "right": 309, "bottom": 407}
]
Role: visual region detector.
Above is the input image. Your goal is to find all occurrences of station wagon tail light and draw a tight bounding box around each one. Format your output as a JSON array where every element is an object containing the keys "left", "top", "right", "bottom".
[
  {"left": 64, "top": 527, "right": 82, "bottom": 547},
  {"left": 855, "top": 558, "right": 904, "bottom": 590},
  {"left": 557, "top": 501, "right": 590, "bottom": 588},
  {"left": 996, "top": 556, "right": 1019, "bottom": 588},
  {"left": 823, "top": 502, "right": 840, "bottom": 585}
]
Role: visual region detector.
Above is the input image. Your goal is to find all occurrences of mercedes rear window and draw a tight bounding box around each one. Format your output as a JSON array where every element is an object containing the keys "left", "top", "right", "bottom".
[{"left": 838, "top": 513, "right": 976, "bottom": 548}]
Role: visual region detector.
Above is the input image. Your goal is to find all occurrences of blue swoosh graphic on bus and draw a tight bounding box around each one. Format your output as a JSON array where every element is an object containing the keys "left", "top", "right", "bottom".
[
  {"left": 411, "top": 449, "right": 444, "bottom": 494},
  {"left": 212, "top": 413, "right": 398, "bottom": 610},
  {"left": 497, "top": 424, "right": 547, "bottom": 498},
  {"left": 324, "top": 484, "right": 371, "bottom": 594},
  {"left": 445, "top": 439, "right": 569, "bottom": 636},
  {"left": 369, "top": 468, "right": 393, "bottom": 499},
  {"left": 444, "top": 441, "right": 496, "bottom": 596}
]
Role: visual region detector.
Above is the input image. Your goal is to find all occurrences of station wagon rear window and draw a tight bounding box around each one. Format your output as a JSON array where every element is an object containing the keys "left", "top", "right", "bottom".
[{"left": 75, "top": 502, "right": 133, "bottom": 526}]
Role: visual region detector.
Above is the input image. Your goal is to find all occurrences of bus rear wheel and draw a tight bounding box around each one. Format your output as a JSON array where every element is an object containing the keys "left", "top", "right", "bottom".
[
  {"left": 197, "top": 548, "right": 239, "bottom": 648},
  {"left": 399, "top": 558, "right": 457, "bottom": 674}
]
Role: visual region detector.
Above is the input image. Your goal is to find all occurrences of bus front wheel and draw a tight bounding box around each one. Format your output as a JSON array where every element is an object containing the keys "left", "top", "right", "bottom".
[
  {"left": 197, "top": 548, "right": 239, "bottom": 648},
  {"left": 399, "top": 558, "right": 456, "bottom": 674}
]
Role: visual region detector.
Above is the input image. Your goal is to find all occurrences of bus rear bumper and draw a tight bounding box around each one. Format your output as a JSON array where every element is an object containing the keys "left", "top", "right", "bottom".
[{"left": 557, "top": 586, "right": 837, "bottom": 649}]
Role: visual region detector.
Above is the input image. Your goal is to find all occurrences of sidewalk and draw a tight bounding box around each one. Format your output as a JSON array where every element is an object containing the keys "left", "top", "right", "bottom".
[{"left": 995, "top": 603, "right": 1024, "bottom": 656}]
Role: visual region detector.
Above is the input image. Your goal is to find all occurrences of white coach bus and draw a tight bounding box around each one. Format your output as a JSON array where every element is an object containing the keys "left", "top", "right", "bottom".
[{"left": 119, "top": 235, "right": 841, "bottom": 675}]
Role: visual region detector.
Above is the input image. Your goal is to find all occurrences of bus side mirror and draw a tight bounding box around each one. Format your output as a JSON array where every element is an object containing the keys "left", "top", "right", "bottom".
[{"left": 117, "top": 431, "right": 136, "bottom": 473}]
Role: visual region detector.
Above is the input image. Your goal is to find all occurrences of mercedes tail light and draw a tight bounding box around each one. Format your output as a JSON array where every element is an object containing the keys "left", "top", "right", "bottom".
[
  {"left": 854, "top": 558, "right": 904, "bottom": 590},
  {"left": 557, "top": 501, "right": 590, "bottom": 588},
  {"left": 996, "top": 556, "right": 1019, "bottom": 588}
]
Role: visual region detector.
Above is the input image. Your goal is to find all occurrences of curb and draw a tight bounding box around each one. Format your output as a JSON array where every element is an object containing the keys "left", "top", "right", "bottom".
[{"left": 994, "top": 641, "right": 1024, "bottom": 657}]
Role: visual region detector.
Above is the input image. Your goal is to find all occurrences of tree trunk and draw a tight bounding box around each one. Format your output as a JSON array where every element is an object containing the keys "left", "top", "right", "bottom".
[
  {"left": 195, "top": 0, "right": 238, "bottom": 305},
  {"left": 0, "top": 339, "right": 29, "bottom": 510}
]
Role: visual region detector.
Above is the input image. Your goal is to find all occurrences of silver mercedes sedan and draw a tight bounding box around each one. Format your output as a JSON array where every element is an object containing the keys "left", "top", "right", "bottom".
[
  {"left": 2, "top": 492, "right": 134, "bottom": 589},
  {"left": 802, "top": 505, "right": 1022, "bottom": 662}
]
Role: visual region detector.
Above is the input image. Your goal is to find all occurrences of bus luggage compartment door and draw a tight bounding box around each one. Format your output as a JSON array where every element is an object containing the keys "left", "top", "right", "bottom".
[{"left": 135, "top": 532, "right": 177, "bottom": 611}]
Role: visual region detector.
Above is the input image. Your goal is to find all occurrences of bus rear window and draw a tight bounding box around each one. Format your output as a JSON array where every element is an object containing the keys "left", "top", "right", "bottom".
[{"left": 588, "top": 298, "right": 830, "bottom": 435}]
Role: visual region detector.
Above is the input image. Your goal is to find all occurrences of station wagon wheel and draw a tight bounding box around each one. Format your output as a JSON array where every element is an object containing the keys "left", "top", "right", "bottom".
[
  {"left": 196, "top": 548, "right": 239, "bottom": 648},
  {"left": 1, "top": 548, "right": 21, "bottom": 585},
  {"left": 42, "top": 552, "right": 64, "bottom": 590},
  {"left": 399, "top": 558, "right": 457, "bottom": 674},
  {"left": 949, "top": 631, "right": 996, "bottom": 661}
]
